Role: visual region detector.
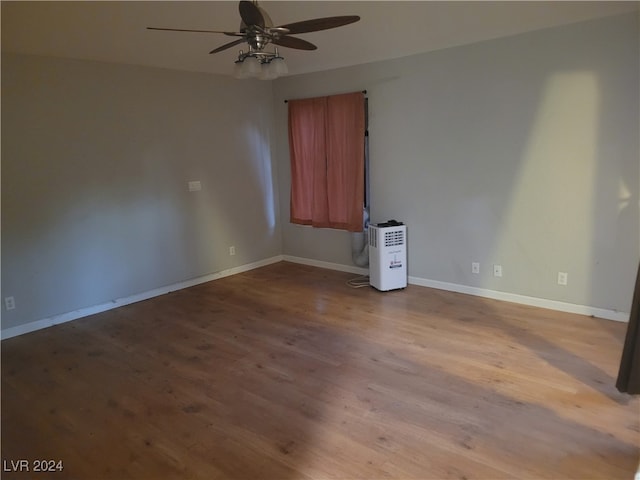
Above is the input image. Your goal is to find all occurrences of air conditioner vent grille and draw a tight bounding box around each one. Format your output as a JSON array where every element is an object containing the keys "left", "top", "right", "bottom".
[
  {"left": 369, "top": 229, "right": 377, "bottom": 248},
  {"left": 384, "top": 230, "right": 404, "bottom": 247}
]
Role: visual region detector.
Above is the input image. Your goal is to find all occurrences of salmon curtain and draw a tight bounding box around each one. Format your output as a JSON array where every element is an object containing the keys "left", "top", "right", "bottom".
[
  {"left": 617, "top": 262, "right": 640, "bottom": 394},
  {"left": 288, "top": 97, "right": 328, "bottom": 227},
  {"left": 288, "top": 92, "right": 365, "bottom": 232}
]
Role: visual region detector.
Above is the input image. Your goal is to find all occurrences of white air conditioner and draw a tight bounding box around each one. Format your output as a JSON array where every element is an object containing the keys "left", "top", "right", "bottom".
[{"left": 369, "top": 223, "right": 407, "bottom": 291}]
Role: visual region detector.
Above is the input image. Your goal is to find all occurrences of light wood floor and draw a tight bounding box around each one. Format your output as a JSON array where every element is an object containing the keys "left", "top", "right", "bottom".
[{"left": 2, "top": 261, "right": 638, "bottom": 479}]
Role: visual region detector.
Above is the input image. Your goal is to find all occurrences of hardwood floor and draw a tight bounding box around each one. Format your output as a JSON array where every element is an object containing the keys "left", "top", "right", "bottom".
[{"left": 2, "top": 261, "right": 638, "bottom": 479}]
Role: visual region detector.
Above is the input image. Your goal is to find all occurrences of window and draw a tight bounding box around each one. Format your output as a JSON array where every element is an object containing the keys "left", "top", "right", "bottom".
[{"left": 288, "top": 91, "right": 365, "bottom": 232}]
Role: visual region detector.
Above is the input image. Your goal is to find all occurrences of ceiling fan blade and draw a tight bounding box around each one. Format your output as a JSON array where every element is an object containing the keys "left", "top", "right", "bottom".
[
  {"left": 239, "top": 0, "right": 264, "bottom": 28},
  {"left": 277, "top": 16, "right": 360, "bottom": 35},
  {"left": 147, "top": 27, "right": 241, "bottom": 36},
  {"left": 209, "top": 38, "right": 246, "bottom": 54},
  {"left": 272, "top": 36, "right": 317, "bottom": 51}
]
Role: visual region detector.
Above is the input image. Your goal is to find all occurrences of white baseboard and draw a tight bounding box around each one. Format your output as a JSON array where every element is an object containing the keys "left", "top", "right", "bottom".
[
  {"left": 282, "top": 255, "right": 368, "bottom": 276},
  {"left": 3, "top": 254, "right": 628, "bottom": 340},
  {"left": 408, "top": 276, "right": 629, "bottom": 322},
  {"left": 1, "top": 255, "right": 284, "bottom": 340},
  {"left": 282, "top": 256, "right": 628, "bottom": 322}
]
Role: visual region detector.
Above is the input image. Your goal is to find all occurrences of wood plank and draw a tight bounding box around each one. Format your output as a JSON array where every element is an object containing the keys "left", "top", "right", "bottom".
[{"left": 2, "top": 261, "right": 638, "bottom": 479}]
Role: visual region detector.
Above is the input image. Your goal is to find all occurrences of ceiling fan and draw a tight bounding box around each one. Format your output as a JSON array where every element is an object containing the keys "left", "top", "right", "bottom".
[{"left": 147, "top": 1, "right": 360, "bottom": 79}]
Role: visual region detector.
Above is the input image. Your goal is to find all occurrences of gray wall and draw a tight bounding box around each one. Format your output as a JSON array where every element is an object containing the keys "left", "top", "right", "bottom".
[
  {"left": 2, "top": 13, "right": 638, "bottom": 333},
  {"left": 273, "top": 13, "right": 639, "bottom": 314},
  {"left": 2, "top": 54, "right": 281, "bottom": 330}
]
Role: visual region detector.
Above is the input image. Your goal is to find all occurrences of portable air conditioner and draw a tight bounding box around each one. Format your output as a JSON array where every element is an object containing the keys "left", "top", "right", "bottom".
[{"left": 369, "top": 222, "right": 407, "bottom": 291}]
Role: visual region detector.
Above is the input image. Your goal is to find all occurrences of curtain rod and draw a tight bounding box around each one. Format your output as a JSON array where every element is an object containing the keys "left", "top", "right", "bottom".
[{"left": 284, "top": 90, "right": 367, "bottom": 103}]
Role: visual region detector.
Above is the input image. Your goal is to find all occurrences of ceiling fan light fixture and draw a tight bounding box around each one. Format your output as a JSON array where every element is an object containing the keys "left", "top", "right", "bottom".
[
  {"left": 244, "top": 56, "right": 262, "bottom": 77},
  {"left": 258, "top": 62, "right": 277, "bottom": 81},
  {"left": 233, "top": 59, "right": 249, "bottom": 79},
  {"left": 234, "top": 47, "right": 288, "bottom": 80},
  {"left": 271, "top": 57, "right": 288, "bottom": 77}
]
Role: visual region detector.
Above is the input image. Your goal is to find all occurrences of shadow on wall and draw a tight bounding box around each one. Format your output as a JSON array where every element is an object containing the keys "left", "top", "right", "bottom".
[
  {"left": 490, "top": 64, "right": 637, "bottom": 310},
  {"left": 0, "top": 55, "right": 280, "bottom": 331},
  {"left": 590, "top": 32, "right": 639, "bottom": 318},
  {"left": 361, "top": 14, "right": 639, "bottom": 315},
  {"left": 491, "top": 71, "right": 600, "bottom": 301}
]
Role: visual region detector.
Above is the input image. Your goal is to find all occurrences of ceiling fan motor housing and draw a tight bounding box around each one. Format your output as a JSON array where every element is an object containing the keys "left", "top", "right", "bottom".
[{"left": 249, "top": 34, "right": 268, "bottom": 50}]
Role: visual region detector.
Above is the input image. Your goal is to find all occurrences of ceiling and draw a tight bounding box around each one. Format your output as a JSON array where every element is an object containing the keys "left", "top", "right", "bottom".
[{"left": 2, "top": 1, "right": 638, "bottom": 78}]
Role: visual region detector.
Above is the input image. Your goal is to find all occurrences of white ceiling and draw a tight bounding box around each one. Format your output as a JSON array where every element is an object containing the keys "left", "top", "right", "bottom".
[{"left": 2, "top": 1, "right": 638, "bottom": 78}]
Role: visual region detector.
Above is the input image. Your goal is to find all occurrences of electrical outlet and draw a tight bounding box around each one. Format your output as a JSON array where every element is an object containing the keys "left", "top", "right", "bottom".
[
  {"left": 557, "top": 272, "right": 568, "bottom": 286},
  {"left": 493, "top": 264, "right": 502, "bottom": 277},
  {"left": 472, "top": 262, "right": 480, "bottom": 274},
  {"left": 4, "top": 296, "right": 15, "bottom": 310},
  {"left": 229, "top": 246, "right": 236, "bottom": 256}
]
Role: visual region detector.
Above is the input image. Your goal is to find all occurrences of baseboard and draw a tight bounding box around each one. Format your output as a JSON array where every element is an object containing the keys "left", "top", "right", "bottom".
[
  {"left": 282, "top": 255, "right": 368, "bottom": 276},
  {"left": 1, "top": 255, "right": 284, "bottom": 340},
  {"left": 3, "top": 255, "right": 628, "bottom": 340},
  {"left": 282, "top": 256, "right": 628, "bottom": 322},
  {"left": 408, "top": 276, "right": 629, "bottom": 322}
]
